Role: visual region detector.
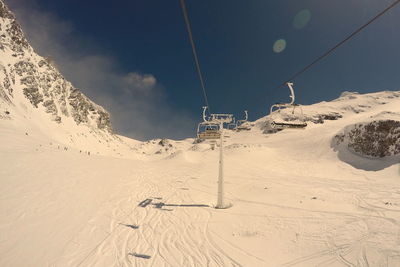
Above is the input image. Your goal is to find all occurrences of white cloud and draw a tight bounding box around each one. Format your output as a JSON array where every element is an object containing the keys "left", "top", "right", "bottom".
[
  {"left": 8, "top": 0, "right": 196, "bottom": 140},
  {"left": 124, "top": 72, "right": 157, "bottom": 92}
]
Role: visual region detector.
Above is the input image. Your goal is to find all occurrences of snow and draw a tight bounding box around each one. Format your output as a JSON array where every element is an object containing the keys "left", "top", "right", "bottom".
[{"left": 1, "top": 90, "right": 400, "bottom": 266}]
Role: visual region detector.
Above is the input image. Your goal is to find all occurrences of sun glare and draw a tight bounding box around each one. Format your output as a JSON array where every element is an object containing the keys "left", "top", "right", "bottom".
[
  {"left": 293, "top": 9, "right": 311, "bottom": 29},
  {"left": 273, "top": 39, "right": 287, "bottom": 53}
]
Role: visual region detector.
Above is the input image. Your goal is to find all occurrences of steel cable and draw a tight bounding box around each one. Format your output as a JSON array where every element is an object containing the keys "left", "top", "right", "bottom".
[
  {"left": 275, "top": 0, "right": 400, "bottom": 88},
  {"left": 179, "top": 0, "right": 211, "bottom": 111}
]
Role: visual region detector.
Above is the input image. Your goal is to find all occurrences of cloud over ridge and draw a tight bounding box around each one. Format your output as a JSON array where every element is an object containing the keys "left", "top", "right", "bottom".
[{"left": 8, "top": 0, "right": 195, "bottom": 141}]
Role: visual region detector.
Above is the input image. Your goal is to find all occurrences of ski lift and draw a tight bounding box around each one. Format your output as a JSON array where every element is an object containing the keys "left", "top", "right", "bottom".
[
  {"left": 197, "top": 106, "right": 220, "bottom": 140},
  {"left": 236, "top": 110, "right": 251, "bottom": 131},
  {"left": 197, "top": 123, "right": 221, "bottom": 139},
  {"left": 269, "top": 83, "right": 307, "bottom": 129},
  {"left": 196, "top": 107, "right": 233, "bottom": 140}
]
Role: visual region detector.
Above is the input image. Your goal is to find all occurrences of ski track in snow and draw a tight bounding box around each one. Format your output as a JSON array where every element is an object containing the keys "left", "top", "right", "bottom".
[
  {"left": 52, "top": 170, "right": 242, "bottom": 267},
  {"left": 44, "top": 162, "right": 400, "bottom": 267}
]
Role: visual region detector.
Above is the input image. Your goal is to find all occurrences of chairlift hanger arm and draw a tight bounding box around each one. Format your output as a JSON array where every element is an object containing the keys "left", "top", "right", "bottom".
[
  {"left": 270, "top": 82, "right": 296, "bottom": 114},
  {"left": 287, "top": 82, "right": 295, "bottom": 104},
  {"left": 202, "top": 106, "right": 210, "bottom": 122}
]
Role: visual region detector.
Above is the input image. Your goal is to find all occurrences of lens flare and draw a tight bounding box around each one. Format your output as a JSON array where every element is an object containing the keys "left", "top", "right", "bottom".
[
  {"left": 293, "top": 9, "right": 311, "bottom": 29},
  {"left": 273, "top": 39, "right": 286, "bottom": 53}
]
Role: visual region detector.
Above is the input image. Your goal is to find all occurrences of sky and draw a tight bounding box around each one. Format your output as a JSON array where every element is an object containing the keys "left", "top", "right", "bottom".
[{"left": 7, "top": 0, "right": 400, "bottom": 140}]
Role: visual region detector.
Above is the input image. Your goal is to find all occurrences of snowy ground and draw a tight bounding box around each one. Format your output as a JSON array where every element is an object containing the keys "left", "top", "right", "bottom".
[{"left": 1, "top": 92, "right": 400, "bottom": 266}]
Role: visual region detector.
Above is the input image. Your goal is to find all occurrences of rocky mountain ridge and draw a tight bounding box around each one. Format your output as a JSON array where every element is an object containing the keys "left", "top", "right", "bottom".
[{"left": 0, "top": 0, "right": 111, "bottom": 132}]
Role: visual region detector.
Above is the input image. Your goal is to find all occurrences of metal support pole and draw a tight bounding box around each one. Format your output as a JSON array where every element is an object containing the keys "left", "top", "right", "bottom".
[{"left": 216, "top": 121, "right": 224, "bottom": 208}]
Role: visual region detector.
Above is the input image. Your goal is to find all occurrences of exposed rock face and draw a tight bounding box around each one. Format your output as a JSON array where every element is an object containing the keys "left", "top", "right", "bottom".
[
  {"left": 308, "top": 112, "right": 343, "bottom": 124},
  {"left": 348, "top": 120, "right": 400, "bottom": 158},
  {"left": 0, "top": 0, "right": 112, "bottom": 132},
  {"left": 0, "top": 65, "right": 11, "bottom": 102},
  {"left": 0, "top": 0, "right": 29, "bottom": 53},
  {"left": 333, "top": 120, "right": 400, "bottom": 158}
]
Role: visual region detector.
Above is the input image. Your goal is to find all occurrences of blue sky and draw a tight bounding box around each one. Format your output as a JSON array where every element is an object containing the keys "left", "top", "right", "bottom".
[{"left": 9, "top": 0, "right": 400, "bottom": 140}]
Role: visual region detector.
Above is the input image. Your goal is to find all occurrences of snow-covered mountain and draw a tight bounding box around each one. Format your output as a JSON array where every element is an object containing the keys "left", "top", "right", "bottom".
[
  {"left": 0, "top": 0, "right": 111, "bottom": 130},
  {"left": 2, "top": 0, "right": 399, "bottom": 161},
  {"left": 1, "top": 0, "right": 400, "bottom": 266},
  {"left": 0, "top": 0, "right": 141, "bottom": 158}
]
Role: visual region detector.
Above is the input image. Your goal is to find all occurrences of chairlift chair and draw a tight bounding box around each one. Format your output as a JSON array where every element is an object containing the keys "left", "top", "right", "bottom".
[
  {"left": 269, "top": 83, "right": 307, "bottom": 130},
  {"left": 197, "top": 107, "right": 220, "bottom": 140},
  {"left": 236, "top": 110, "right": 251, "bottom": 131},
  {"left": 197, "top": 122, "right": 221, "bottom": 139},
  {"left": 196, "top": 106, "right": 233, "bottom": 140}
]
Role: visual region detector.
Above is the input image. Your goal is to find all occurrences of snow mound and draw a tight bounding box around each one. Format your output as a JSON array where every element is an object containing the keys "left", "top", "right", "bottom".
[
  {"left": 132, "top": 138, "right": 195, "bottom": 158},
  {"left": 339, "top": 91, "right": 359, "bottom": 98}
]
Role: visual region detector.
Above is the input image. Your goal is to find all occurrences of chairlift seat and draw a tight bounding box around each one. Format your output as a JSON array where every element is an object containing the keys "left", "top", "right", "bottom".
[
  {"left": 269, "top": 83, "right": 307, "bottom": 130},
  {"left": 198, "top": 131, "right": 221, "bottom": 140},
  {"left": 236, "top": 125, "right": 251, "bottom": 131},
  {"left": 271, "top": 121, "right": 307, "bottom": 129}
]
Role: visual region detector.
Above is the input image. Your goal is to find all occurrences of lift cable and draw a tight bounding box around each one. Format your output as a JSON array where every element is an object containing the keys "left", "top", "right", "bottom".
[
  {"left": 179, "top": 0, "right": 211, "bottom": 112},
  {"left": 275, "top": 0, "right": 400, "bottom": 89}
]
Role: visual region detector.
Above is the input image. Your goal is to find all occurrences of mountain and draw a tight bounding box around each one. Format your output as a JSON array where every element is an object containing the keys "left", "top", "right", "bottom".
[
  {"left": 0, "top": 0, "right": 111, "bottom": 130},
  {"left": 1, "top": 0, "right": 399, "bottom": 160},
  {"left": 0, "top": 0, "right": 147, "bottom": 157}
]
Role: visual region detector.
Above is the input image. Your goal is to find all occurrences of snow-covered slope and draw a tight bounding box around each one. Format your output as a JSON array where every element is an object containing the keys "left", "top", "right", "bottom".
[
  {"left": 2, "top": 91, "right": 400, "bottom": 266},
  {"left": 257, "top": 90, "right": 400, "bottom": 131},
  {"left": 254, "top": 90, "right": 400, "bottom": 171},
  {"left": 1, "top": 0, "right": 400, "bottom": 266}
]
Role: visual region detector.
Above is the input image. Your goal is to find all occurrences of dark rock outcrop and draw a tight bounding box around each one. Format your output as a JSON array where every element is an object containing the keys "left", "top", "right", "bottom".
[
  {"left": 348, "top": 120, "right": 400, "bottom": 158},
  {"left": 334, "top": 120, "right": 400, "bottom": 158}
]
